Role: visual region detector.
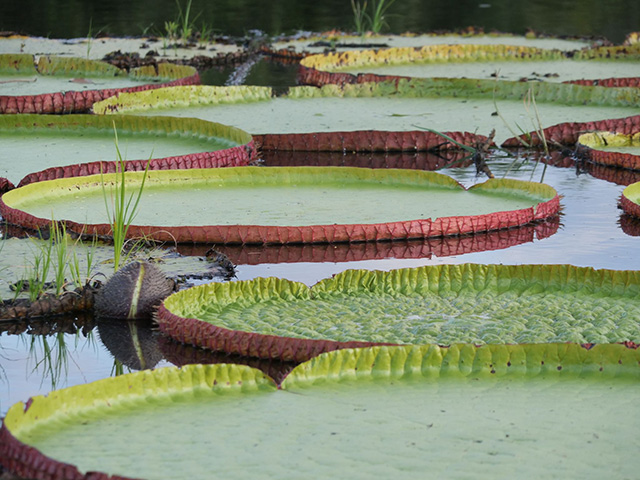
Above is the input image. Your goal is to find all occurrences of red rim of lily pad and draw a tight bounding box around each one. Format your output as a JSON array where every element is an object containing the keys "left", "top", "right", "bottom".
[
  {"left": 260, "top": 149, "right": 474, "bottom": 170},
  {"left": 0, "top": 54, "right": 200, "bottom": 114},
  {"left": 0, "top": 177, "right": 14, "bottom": 194},
  {"left": 254, "top": 130, "right": 490, "bottom": 152},
  {"left": 501, "top": 114, "right": 640, "bottom": 148},
  {"left": 0, "top": 168, "right": 560, "bottom": 244},
  {"left": 566, "top": 77, "right": 640, "bottom": 88},
  {"left": 179, "top": 218, "right": 559, "bottom": 265},
  {"left": 0, "top": 114, "right": 257, "bottom": 188}
]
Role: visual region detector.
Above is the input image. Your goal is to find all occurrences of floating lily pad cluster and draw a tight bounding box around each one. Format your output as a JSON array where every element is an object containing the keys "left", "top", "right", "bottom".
[
  {"left": 0, "top": 54, "right": 200, "bottom": 113},
  {"left": 1, "top": 29, "right": 640, "bottom": 480}
]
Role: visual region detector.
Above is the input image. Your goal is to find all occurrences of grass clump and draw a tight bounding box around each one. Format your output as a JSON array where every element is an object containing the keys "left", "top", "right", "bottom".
[
  {"left": 351, "top": 0, "right": 396, "bottom": 35},
  {"left": 101, "top": 123, "right": 150, "bottom": 271},
  {"left": 164, "top": 0, "right": 201, "bottom": 46}
]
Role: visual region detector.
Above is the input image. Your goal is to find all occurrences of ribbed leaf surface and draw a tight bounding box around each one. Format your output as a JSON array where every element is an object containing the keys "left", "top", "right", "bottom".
[{"left": 158, "top": 264, "right": 640, "bottom": 361}]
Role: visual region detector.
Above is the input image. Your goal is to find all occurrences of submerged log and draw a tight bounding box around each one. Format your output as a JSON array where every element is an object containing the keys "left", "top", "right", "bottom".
[{"left": 0, "top": 284, "right": 98, "bottom": 321}]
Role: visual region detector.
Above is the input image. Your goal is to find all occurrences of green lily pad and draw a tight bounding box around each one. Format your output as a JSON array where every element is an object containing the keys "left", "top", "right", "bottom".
[
  {"left": 0, "top": 114, "right": 255, "bottom": 186},
  {"left": 576, "top": 131, "right": 640, "bottom": 171},
  {"left": 621, "top": 182, "right": 640, "bottom": 218},
  {"left": 0, "top": 167, "right": 559, "bottom": 244},
  {"left": 156, "top": 264, "right": 640, "bottom": 362},
  {"left": 1, "top": 344, "right": 638, "bottom": 480},
  {"left": 0, "top": 54, "right": 199, "bottom": 113},
  {"left": 92, "top": 81, "right": 640, "bottom": 146},
  {"left": 270, "top": 32, "right": 594, "bottom": 55},
  {"left": 298, "top": 44, "right": 640, "bottom": 85},
  {"left": 0, "top": 35, "right": 245, "bottom": 62}
]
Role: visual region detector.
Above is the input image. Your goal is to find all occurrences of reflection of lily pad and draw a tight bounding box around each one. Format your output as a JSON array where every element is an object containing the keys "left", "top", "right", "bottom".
[
  {"left": 1, "top": 344, "right": 638, "bottom": 480},
  {"left": 158, "top": 334, "right": 297, "bottom": 385},
  {"left": 577, "top": 131, "right": 640, "bottom": 171},
  {"left": 298, "top": 44, "right": 640, "bottom": 86},
  {"left": 157, "top": 264, "right": 640, "bottom": 362},
  {"left": 93, "top": 82, "right": 640, "bottom": 146},
  {"left": 0, "top": 114, "right": 255, "bottom": 186},
  {"left": 0, "top": 167, "right": 559, "bottom": 244},
  {"left": 0, "top": 54, "right": 199, "bottom": 113},
  {"left": 183, "top": 219, "right": 559, "bottom": 266}
]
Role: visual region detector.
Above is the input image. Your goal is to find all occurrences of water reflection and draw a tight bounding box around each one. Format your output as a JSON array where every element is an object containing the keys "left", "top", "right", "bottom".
[
  {"left": 178, "top": 220, "right": 559, "bottom": 265},
  {"left": 96, "top": 318, "right": 163, "bottom": 371},
  {"left": 619, "top": 214, "right": 640, "bottom": 237},
  {"left": 540, "top": 150, "right": 640, "bottom": 186},
  {"left": 158, "top": 335, "right": 297, "bottom": 385}
]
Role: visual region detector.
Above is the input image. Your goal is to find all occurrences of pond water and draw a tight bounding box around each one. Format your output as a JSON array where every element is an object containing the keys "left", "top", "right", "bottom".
[{"left": 1, "top": 6, "right": 640, "bottom": 476}]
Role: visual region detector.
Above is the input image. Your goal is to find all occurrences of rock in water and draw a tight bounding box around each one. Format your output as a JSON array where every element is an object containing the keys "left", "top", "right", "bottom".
[{"left": 94, "top": 262, "right": 174, "bottom": 319}]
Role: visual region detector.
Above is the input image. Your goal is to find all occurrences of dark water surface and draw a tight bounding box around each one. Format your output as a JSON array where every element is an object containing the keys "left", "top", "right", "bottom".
[{"left": 1, "top": 0, "right": 639, "bottom": 43}]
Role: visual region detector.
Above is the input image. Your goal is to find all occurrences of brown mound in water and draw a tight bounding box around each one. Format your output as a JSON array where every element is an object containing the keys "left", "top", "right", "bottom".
[{"left": 94, "top": 261, "right": 174, "bottom": 319}]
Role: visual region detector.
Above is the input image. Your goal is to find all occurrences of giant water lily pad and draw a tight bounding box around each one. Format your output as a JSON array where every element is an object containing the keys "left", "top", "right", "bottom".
[
  {"left": 0, "top": 114, "right": 255, "bottom": 186},
  {"left": 1, "top": 344, "right": 638, "bottom": 480},
  {"left": 0, "top": 167, "right": 559, "bottom": 244},
  {"left": 93, "top": 81, "right": 640, "bottom": 146},
  {"left": 0, "top": 35, "right": 244, "bottom": 61},
  {"left": 621, "top": 182, "right": 640, "bottom": 218},
  {"left": 298, "top": 44, "right": 640, "bottom": 86},
  {"left": 577, "top": 131, "right": 640, "bottom": 170},
  {"left": 270, "top": 31, "right": 594, "bottom": 56},
  {"left": 156, "top": 264, "right": 640, "bottom": 362},
  {"left": 0, "top": 54, "right": 199, "bottom": 113}
]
